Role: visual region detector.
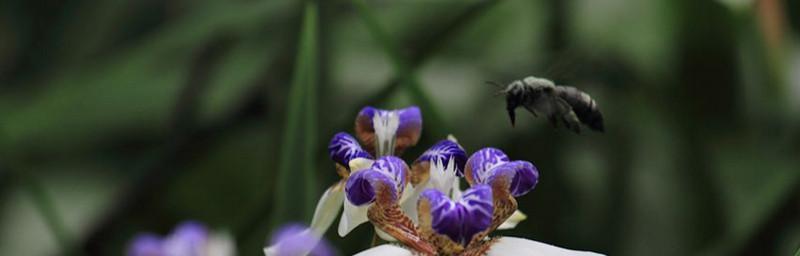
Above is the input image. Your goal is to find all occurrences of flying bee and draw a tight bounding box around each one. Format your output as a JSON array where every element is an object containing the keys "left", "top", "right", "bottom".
[{"left": 492, "top": 76, "right": 605, "bottom": 133}]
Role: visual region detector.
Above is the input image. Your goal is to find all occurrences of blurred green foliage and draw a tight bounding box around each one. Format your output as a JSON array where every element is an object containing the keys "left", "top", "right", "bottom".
[{"left": 1, "top": 0, "right": 799, "bottom": 255}]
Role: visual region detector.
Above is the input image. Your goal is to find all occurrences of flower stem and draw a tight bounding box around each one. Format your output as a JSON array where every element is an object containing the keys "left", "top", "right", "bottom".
[{"left": 271, "top": 0, "right": 320, "bottom": 227}]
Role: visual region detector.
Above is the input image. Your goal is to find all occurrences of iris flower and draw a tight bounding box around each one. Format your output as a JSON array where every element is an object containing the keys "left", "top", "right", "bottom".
[
  {"left": 127, "top": 221, "right": 235, "bottom": 256},
  {"left": 263, "top": 224, "right": 334, "bottom": 256},
  {"left": 351, "top": 148, "right": 602, "bottom": 255},
  {"left": 264, "top": 106, "right": 602, "bottom": 255}
]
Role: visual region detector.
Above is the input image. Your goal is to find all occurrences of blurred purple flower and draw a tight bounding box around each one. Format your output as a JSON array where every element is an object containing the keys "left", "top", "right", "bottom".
[
  {"left": 263, "top": 224, "right": 334, "bottom": 256},
  {"left": 127, "top": 221, "right": 234, "bottom": 256}
]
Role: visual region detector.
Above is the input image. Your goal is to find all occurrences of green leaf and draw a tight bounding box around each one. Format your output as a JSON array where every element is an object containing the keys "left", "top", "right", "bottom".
[
  {"left": 270, "top": 1, "right": 320, "bottom": 228},
  {"left": 0, "top": 1, "right": 292, "bottom": 158}
]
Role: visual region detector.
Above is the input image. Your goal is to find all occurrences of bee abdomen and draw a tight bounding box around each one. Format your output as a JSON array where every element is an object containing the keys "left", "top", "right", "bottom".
[{"left": 555, "top": 86, "right": 605, "bottom": 132}]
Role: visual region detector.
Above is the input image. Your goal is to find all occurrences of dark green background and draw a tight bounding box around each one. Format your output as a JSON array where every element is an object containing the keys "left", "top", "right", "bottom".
[{"left": 1, "top": 0, "right": 799, "bottom": 255}]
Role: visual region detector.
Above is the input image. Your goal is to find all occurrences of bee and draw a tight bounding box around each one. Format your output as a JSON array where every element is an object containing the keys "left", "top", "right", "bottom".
[{"left": 492, "top": 76, "right": 605, "bottom": 133}]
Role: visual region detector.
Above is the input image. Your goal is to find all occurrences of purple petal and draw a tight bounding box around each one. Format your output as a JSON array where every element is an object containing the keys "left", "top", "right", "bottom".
[
  {"left": 269, "top": 224, "right": 334, "bottom": 256},
  {"left": 127, "top": 233, "right": 163, "bottom": 256},
  {"left": 354, "top": 106, "right": 422, "bottom": 156},
  {"left": 394, "top": 106, "right": 422, "bottom": 150},
  {"left": 465, "top": 148, "right": 510, "bottom": 185},
  {"left": 420, "top": 185, "right": 493, "bottom": 245},
  {"left": 163, "top": 221, "right": 209, "bottom": 256},
  {"left": 413, "top": 140, "right": 467, "bottom": 176},
  {"left": 345, "top": 168, "right": 397, "bottom": 206},
  {"left": 354, "top": 106, "right": 382, "bottom": 155},
  {"left": 487, "top": 161, "right": 539, "bottom": 197},
  {"left": 328, "top": 132, "right": 372, "bottom": 167},
  {"left": 371, "top": 156, "right": 409, "bottom": 194},
  {"left": 171, "top": 221, "right": 208, "bottom": 243}
]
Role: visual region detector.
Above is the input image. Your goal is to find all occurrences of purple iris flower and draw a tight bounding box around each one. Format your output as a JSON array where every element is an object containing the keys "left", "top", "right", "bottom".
[
  {"left": 265, "top": 224, "right": 334, "bottom": 256},
  {"left": 162, "top": 221, "right": 209, "bottom": 256},
  {"left": 127, "top": 221, "right": 232, "bottom": 256},
  {"left": 464, "top": 148, "right": 539, "bottom": 197},
  {"left": 128, "top": 233, "right": 163, "bottom": 256},
  {"left": 345, "top": 156, "right": 409, "bottom": 206}
]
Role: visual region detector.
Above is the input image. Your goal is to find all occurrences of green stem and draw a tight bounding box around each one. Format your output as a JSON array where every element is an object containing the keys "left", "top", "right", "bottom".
[
  {"left": 271, "top": 0, "right": 320, "bottom": 226},
  {"left": 302, "top": 0, "right": 320, "bottom": 219}
]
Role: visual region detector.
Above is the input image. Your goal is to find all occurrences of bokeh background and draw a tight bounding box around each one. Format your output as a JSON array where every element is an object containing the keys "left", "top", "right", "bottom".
[{"left": 1, "top": 0, "right": 799, "bottom": 255}]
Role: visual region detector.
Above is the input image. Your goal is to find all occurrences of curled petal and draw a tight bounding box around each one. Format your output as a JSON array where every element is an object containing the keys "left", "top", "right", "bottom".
[
  {"left": 264, "top": 224, "right": 334, "bottom": 256},
  {"left": 355, "top": 106, "right": 422, "bottom": 156},
  {"left": 419, "top": 185, "right": 493, "bottom": 246},
  {"left": 328, "top": 132, "right": 372, "bottom": 168},
  {"left": 368, "top": 185, "right": 436, "bottom": 256},
  {"left": 487, "top": 237, "right": 605, "bottom": 256},
  {"left": 345, "top": 169, "right": 392, "bottom": 206},
  {"left": 341, "top": 158, "right": 406, "bottom": 237},
  {"left": 355, "top": 106, "right": 380, "bottom": 155},
  {"left": 464, "top": 148, "right": 510, "bottom": 185},
  {"left": 371, "top": 156, "right": 409, "bottom": 195},
  {"left": 487, "top": 161, "right": 539, "bottom": 197},
  {"left": 127, "top": 233, "right": 162, "bottom": 256},
  {"left": 497, "top": 210, "right": 527, "bottom": 230},
  {"left": 393, "top": 106, "right": 422, "bottom": 154}
]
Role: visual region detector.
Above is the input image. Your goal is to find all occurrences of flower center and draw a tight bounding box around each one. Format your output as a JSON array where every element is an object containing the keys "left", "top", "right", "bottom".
[
  {"left": 372, "top": 111, "right": 400, "bottom": 157},
  {"left": 428, "top": 157, "right": 457, "bottom": 196}
]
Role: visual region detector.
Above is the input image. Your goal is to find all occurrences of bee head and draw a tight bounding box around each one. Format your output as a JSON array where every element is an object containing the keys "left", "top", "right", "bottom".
[
  {"left": 503, "top": 81, "right": 528, "bottom": 127},
  {"left": 487, "top": 80, "right": 526, "bottom": 127}
]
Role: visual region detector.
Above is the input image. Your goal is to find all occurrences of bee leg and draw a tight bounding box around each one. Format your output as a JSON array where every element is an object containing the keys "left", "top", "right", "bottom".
[
  {"left": 547, "top": 115, "right": 559, "bottom": 128},
  {"left": 507, "top": 108, "right": 517, "bottom": 127}
]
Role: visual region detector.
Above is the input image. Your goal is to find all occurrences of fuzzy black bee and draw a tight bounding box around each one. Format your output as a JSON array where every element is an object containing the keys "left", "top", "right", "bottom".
[{"left": 494, "top": 76, "right": 604, "bottom": 133}]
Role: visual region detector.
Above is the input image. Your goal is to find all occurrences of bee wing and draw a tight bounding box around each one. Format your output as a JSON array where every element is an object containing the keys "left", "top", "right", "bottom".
[
  {"left": 553, "top": 86, "right": 605, "bottom": 132},
  {"left": 522, "top": 92, "right": 582, "bottom": 133}
]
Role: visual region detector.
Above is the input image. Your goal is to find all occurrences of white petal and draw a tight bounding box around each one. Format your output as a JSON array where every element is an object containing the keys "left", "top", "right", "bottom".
[
  {"left": 446, "top": 134, "right": 458, "bottom": 142},
  {"left": 310, "top": 182, "right": 345, "bottom": 235},
  {"left": 353, "top": 244, "right": 413, "bottom": 256},
  {"left": 349, "top": 158, "right": 375, "bottom": 171},
  {"left": 399, "top": 182, "right": 429, "bottom": 225},
  {"left": 450, "top": 176, "right": 462, "bottom": 200},
  {"left": 497, "top": 210, "right": 527, "bottom": 230},
  {"left": 263, "top": 230, "right": 318, "bottom": 256},
  {"left": 428, "top": 158, "right": 457, "bottom": 195},
  {"left": 207, "top": 232, "right": 236, "bottom": 256},
  {"left": 487, "top": 237, "right": 604, "bottom": 256},
  {"left": 338, "top": 199, "right": 369, "bottom": 237},
  {"left": 372, "top": 111, "right": 400, "bottom": 156},
  {"left": 263, "top": 246, "right": 277, "bottom": 256},
  {"left": 263, "top": 185, "right": 341, "bottom": 256},
  {"left": 375, "top": 227, "right": 397, "bottom": 241}
]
